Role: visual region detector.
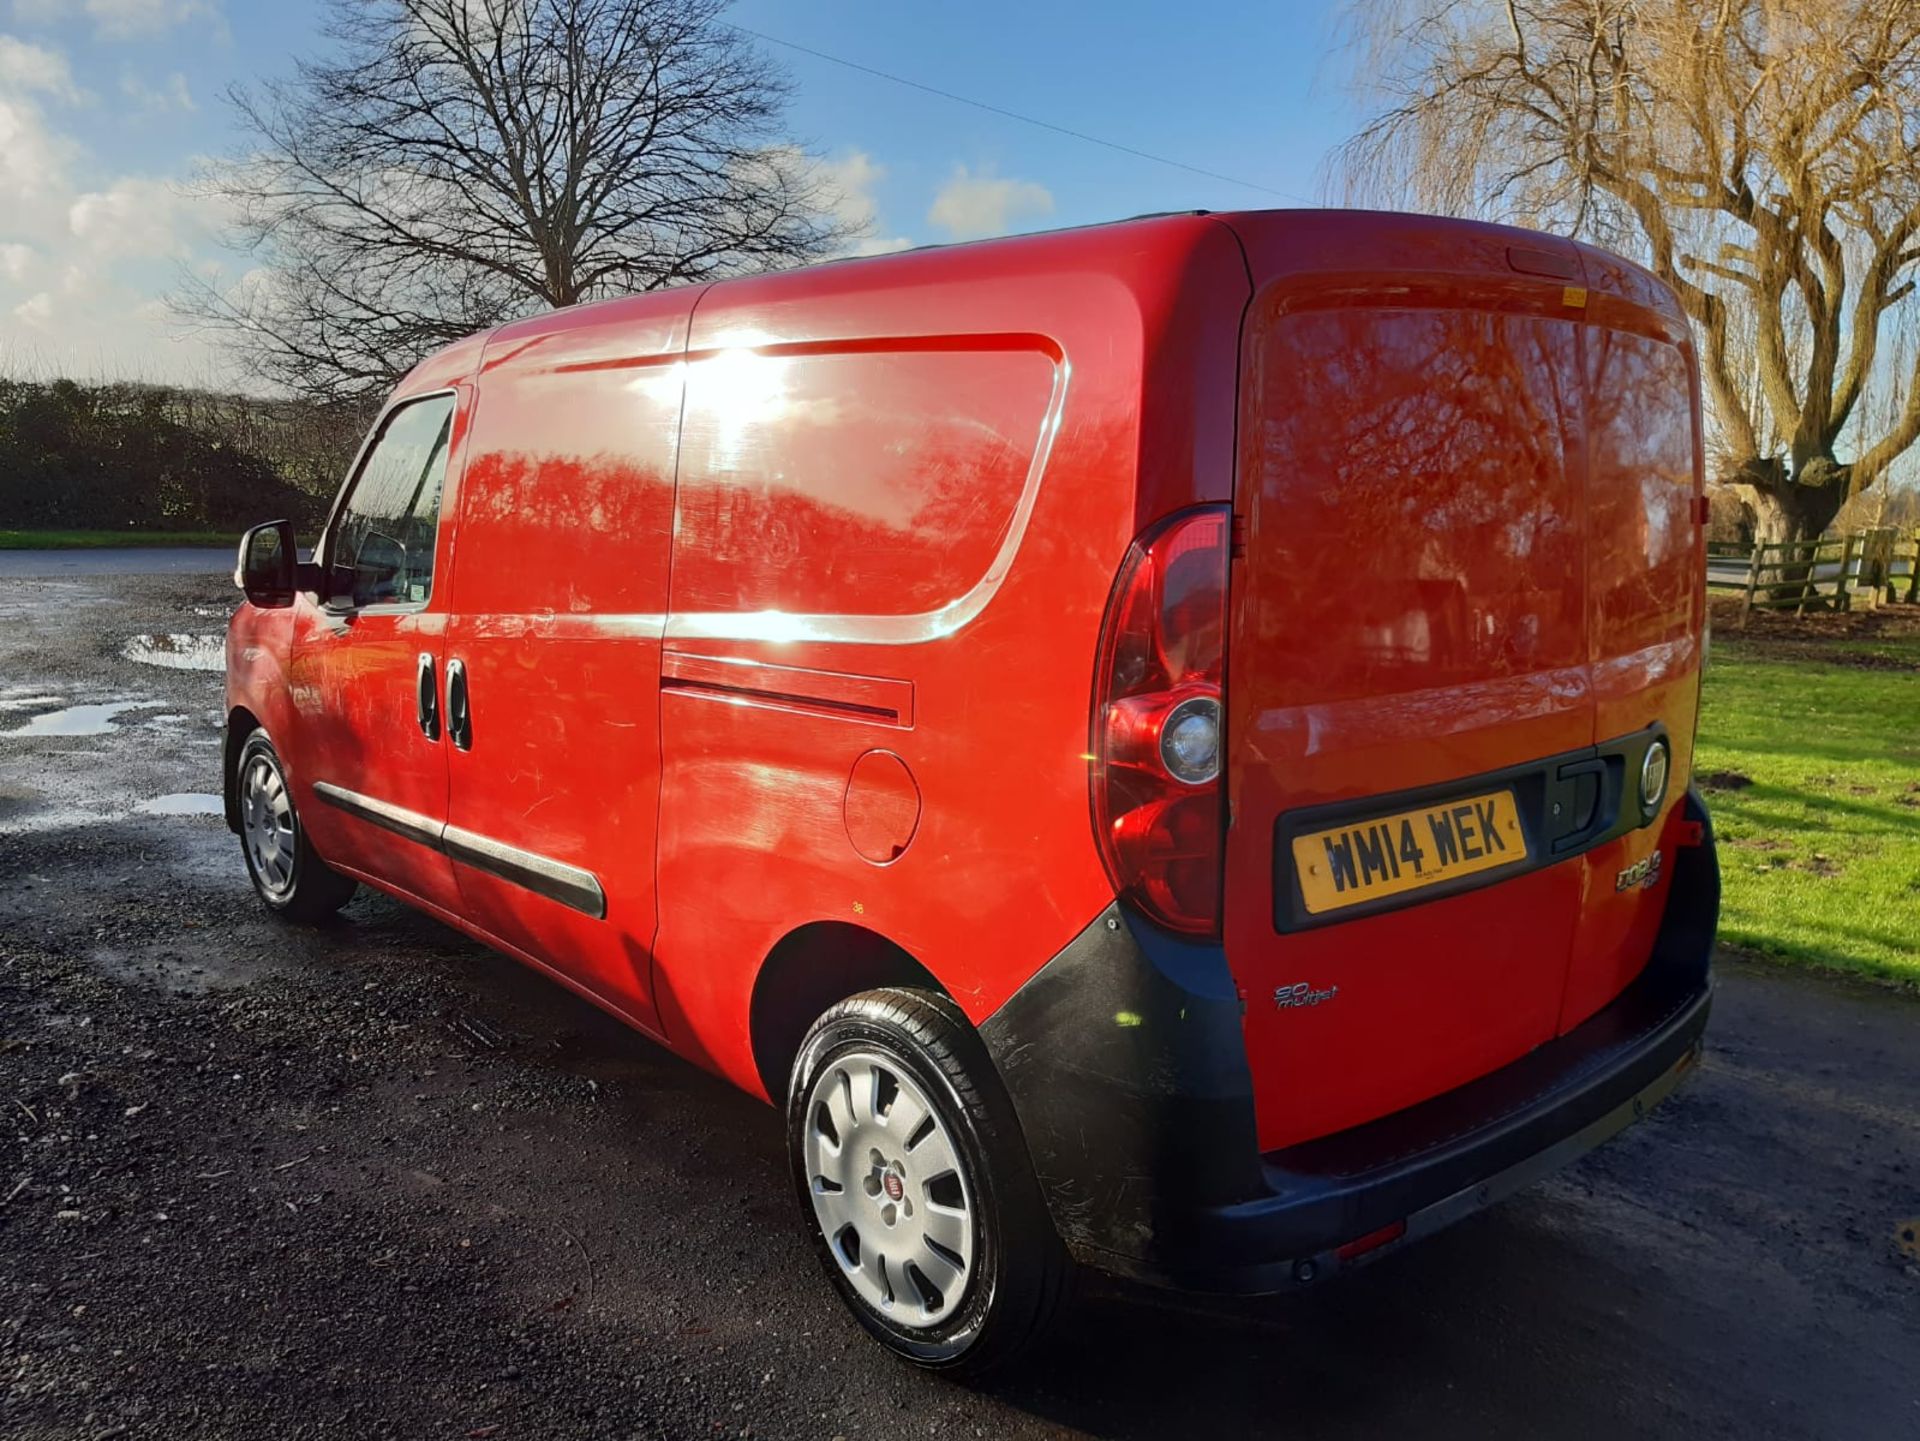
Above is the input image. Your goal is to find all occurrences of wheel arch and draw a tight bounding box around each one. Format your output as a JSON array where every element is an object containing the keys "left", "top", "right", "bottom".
[
  {"left": 749, "top": 921, "right": 951, "bottom": 1105},
  {"left": 223, "top": 705, "right": 263, "bottom": 834}
]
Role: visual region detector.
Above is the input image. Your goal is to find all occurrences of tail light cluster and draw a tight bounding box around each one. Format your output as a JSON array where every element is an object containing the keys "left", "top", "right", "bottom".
[{"left": 1090, "top": 505, "right": 1230, "bottom": 937}]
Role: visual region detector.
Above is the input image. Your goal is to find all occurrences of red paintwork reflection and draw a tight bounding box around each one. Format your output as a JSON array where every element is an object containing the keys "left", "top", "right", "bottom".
[
  {"left": 671, "top": 346, "right": 1056, "bottom": 618},
  {"left": 1220, "top": 213, "right": 1702, "bottom": 1151},
  {"left": 442, "top": 290, "right": 696, "bottom": 1033},
  {"left": 651, "top": 219, "right": 1249, "bottom": 1090},
  {"left": 277, "top": 337, "right": 483, "bottom": 918},
  {"left": 1562, "top": 326, "right": 1703, "bottom": 1030},
  {"left": 1227, "top": 295, "right": 1591, "bottom": 1150}
]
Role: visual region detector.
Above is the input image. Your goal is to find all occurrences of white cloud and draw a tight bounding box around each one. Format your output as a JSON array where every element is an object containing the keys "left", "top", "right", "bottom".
[
  {"left": 0, "top": 93, "right": 82, "bottom": 200},
  {"left": 0, "top": 34, "right": 82, "bottom": 100},
  {"left": 11, "top": 0, "right": 222, "bottom": 41},
  {"left": 813, "top": 150, "right": 914, "bottom": 257},
  {"left": 926, "top": 165, "right": 1053, "bottom": 241},
  {"left": 70, "top": 176, "right": 216, "bottom": 260},
  {"left": 120, "top": 68, "right": 195, "bottom": 113},
  {"left": 0, "top": 61, "right": 237, "bottom": 381}
]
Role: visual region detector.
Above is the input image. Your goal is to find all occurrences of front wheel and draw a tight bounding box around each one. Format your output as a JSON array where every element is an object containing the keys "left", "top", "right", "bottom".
[
  {"left": 235, "top": 729, "right": 356, "bottom": 922},
  {"left": 786, "top": 988, "right": 1071, "bottom": 1374}
]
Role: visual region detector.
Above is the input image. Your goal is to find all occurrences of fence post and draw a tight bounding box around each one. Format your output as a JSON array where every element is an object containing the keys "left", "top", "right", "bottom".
[
  {"left": 1837, "top": 533, "right": 1857, "bottom": 612},
  {"left": 1742, "top": 542, "right": 1763, "bottom": 621}
]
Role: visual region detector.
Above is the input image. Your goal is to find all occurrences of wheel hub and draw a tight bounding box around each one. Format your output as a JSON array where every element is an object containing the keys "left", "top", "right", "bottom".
[{"left": 802, "top": 1050, "right": 975, "bottom": 1328}]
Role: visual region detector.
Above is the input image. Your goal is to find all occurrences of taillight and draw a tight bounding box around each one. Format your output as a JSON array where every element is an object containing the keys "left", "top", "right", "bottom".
[{"left": 1090, "top": 505, "right": 1230, "bottom": 937}]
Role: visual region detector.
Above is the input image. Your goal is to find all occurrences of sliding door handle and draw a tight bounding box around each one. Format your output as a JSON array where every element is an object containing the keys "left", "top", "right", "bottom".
[
  {"left": 446, "top": 658, "right": 471, "bottom": 751},
  {"left": 415, "top": 651, "right": 440, "bottom": 741}
]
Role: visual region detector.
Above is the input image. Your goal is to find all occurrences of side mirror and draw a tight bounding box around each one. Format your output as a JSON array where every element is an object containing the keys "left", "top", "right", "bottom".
[{"left": 234, "top": 520, "right": 319, "bottom": 608}]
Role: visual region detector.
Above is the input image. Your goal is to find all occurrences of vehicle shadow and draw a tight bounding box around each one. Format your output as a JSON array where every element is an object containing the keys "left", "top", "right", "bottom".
[{"left": 978, "top": 1210, "right": 1655, "bottom": 1440}]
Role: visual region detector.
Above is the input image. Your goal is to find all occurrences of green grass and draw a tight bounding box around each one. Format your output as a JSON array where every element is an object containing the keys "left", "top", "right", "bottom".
[
  {"left": 1697, "top": 629, "right": 1920, "bottom": 986},
  {"left": 0, "top": 528, "right": 234, "bottom": 549}
]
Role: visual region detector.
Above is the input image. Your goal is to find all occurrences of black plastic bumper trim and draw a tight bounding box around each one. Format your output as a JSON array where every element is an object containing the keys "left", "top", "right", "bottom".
[{"left": 984, "top": 785, "right": 1720, "bottom": 1294}]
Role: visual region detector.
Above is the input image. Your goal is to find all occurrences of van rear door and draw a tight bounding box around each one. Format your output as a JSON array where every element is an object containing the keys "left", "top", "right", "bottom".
[
  {"left": 1219, "top": 214, "right": 1603, "bottom": 1152},
  {"left": 1558, "top": 248, "right": 1705, "bottom": 1030}
]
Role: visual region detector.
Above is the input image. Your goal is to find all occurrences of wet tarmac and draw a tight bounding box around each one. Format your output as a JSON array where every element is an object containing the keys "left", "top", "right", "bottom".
[{"left": 2, "top": 568, "right": 1917, "bottom": 1439}]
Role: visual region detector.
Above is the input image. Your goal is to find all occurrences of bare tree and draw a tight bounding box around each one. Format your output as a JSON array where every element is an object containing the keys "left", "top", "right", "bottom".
[
  {"left": 1338, "top": 0, "right": 1920, "bottom": 544},
  {"left": 179, "top": 0, "right": 854, "bottom": 403}
]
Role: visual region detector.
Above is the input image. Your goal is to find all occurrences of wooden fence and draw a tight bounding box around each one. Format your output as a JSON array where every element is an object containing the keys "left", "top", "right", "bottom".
[{"left": 1722, "top": 528, "right": 1920, "bottom": 616}]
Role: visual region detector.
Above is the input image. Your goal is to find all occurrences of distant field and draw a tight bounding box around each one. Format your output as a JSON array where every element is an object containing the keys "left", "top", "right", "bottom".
[
  {"left": 0, "top": 529, "right": 234, "bottom": 550},
  {"left": 1697, "top": 604, "right": 1920, "bottom": 986}
]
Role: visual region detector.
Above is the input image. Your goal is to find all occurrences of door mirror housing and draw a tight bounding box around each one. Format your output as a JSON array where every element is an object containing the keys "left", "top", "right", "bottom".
[{"left": 234, "top": 520, "right": 319, "bottom": 608}]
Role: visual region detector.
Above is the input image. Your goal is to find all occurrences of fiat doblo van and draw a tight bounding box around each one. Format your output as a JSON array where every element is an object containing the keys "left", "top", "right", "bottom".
[{"left": 226, "top": 209, "right": 1717, "bottom": 1371}]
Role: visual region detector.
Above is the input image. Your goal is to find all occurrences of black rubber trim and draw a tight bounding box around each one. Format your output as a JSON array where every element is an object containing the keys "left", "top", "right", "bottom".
[
  {"left": 983, "top": 785, "right": 1719, "bottom": 1293},
  {"left": 1272, "top": 724, "right": 1671, "bottom": 932}
]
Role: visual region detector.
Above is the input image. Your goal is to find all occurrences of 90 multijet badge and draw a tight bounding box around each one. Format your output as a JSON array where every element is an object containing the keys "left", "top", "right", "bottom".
[
  {"left": 1275, "top": 982, "right": 1339, "bottom": 1010},
  {"left": 1616, "top": 850, "right": 1664, "bottom": 892}
]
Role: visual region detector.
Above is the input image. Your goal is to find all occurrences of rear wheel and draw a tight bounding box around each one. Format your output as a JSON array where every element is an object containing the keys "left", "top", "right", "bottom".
[
  {"left": 786, "top": 988, "right": 1070, "bottom": 1374},
  {"left": 236, "top": 730, "right": 356, "bottom": 922}
]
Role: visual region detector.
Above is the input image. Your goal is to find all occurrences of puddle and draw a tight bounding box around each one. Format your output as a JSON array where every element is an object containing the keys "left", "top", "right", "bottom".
[
  {"left": 0, "top": 694, "right": 65, "bottom": 712},
  {"left": 123, "top": 633, "right": 225, "bottom": 672},
  {"left": 2, "top": 700, "right": 161, "bottom": 738},
  {"left": 135, "top": 792, "right": 225, "bottom": 816}
]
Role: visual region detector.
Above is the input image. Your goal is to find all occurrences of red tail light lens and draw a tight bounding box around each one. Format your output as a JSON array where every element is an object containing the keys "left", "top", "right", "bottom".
[{"left": 1091, "top": 505, "right": 1230, "bottom": 937}]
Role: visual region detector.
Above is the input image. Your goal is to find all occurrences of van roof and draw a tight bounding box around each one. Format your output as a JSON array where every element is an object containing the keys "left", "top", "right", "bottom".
[{"left": 398, "top": 207, "right": 1668, "bottom": 389}]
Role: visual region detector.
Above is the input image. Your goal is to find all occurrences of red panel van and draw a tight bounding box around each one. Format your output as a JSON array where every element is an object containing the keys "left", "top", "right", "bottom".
[{"left": 224, "top": 210, "right": 1717, "bottom": 1371}]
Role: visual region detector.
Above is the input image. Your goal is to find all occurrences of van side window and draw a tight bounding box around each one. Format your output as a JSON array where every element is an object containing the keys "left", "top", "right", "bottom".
[{"left": 329, "top": 394, "right": 456, "bottom": 608}]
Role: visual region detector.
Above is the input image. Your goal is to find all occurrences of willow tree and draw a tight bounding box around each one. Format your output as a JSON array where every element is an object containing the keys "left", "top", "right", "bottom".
[
  {"left": 1339, "top": 0, "right": 1920, "bottom": 544},
  {"left": 181, "top": 0, "right": 851, "bottom": 403}
]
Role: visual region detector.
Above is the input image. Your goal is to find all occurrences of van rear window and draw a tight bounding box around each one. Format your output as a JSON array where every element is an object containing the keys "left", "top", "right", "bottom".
[{"left": 670, "top": 346, "right": 1057, "bottom": 619}]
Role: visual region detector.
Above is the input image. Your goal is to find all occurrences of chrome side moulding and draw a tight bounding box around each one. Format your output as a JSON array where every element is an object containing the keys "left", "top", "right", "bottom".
[
  {"left": 311, "top": 783, "right": 606, "bottom": 919},
  {"left": 312, "top": 781, "right": 443, "bottom": 850},
  {"left": 442, "top": 824, "right": 606, "bottom": 919}
]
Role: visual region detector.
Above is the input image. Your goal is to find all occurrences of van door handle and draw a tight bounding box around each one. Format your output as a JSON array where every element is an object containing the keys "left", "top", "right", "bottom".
[
  {"left": 416, "top": 652, "right": 440, "bottom": 741},
  {"left": 446, "top": 658, "right": 471, "bottom": 751},
  {"left": 1549, "top": 756, "right": 1611, "bottom": 855}
]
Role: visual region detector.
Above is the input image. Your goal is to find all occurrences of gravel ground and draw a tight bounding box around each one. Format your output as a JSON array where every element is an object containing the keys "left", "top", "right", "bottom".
[{"left": 2, "top": 568, "right": 1917, "bottom": 1440}]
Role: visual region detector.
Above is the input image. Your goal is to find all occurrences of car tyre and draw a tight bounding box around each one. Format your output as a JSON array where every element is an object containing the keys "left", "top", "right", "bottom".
[
  {"left": 235, "top": 729, "right": 356, "bottom": 922},
  {"left": 787, "top": 987, "right": 1072, "bottom": 1375}
]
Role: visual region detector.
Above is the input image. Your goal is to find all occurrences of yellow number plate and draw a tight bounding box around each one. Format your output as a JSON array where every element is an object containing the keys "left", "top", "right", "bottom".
[{"left": 1291, "top": 789, "right": 1528, "bottom": 915}]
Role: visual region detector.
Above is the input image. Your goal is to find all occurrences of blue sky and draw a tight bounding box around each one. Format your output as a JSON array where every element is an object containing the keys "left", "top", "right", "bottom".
[{"left": 0, "top": 0, "right": 1360, "bottom": 384}]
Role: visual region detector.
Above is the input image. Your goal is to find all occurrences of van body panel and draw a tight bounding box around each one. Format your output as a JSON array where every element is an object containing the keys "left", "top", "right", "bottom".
[
  {"left": 443, "top": 291, "right": 698, "bottom": 1032},
  {"left": 1216, "top": 211, "right": 1705, "bottom": 1152},
  {"left": 649, "top": 219, "right": 1252, "bottom": 1092},
  {"left": 1224, "top": 295, "right": 1591, "bottom": 1150},
  {"left": 281, "top": 339, "right": 485, "bottom": 916},
  {"left": 1560, "top": 280, "right": 1706, "bottom": 1032}
]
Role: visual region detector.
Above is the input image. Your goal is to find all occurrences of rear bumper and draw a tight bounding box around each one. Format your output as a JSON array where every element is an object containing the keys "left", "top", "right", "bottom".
[{"left": 979, "top": 786, "right": 1719, "bottom": 1294}]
